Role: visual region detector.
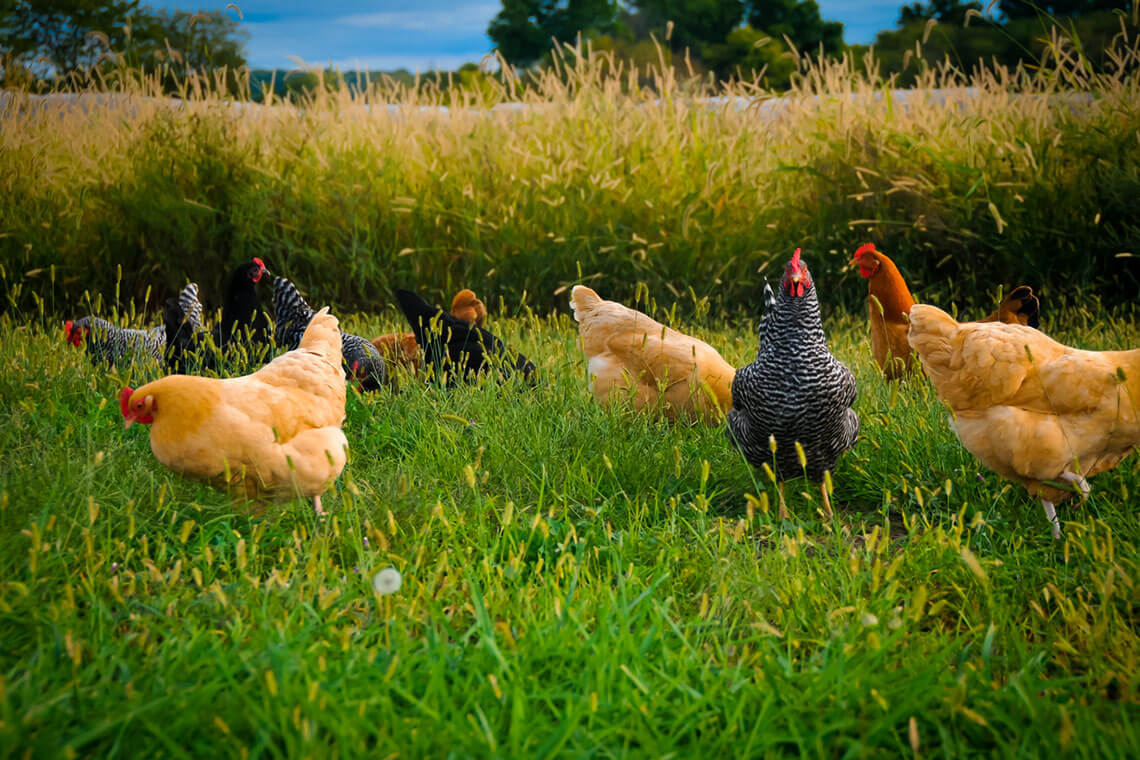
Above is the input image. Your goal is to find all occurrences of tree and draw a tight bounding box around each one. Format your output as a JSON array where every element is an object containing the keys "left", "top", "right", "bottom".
[
  {"left": 3, "top": 0, "right": 139, "bottom": 75},
  {"left": 747, "top": 0, "right": 844, "bottom": 54},
  {"left": 702, "top": 25, "right": 796, "bottom": 84},
  {"left": 635, "top": 0, "right": 745, "bottom": 52},
  {"left": 131, "top": 8, "right": 247, "bottom": 79},
  {"left": 997, "top": 1, "right": 1127, "bottom": 20},
  {"left": 898, "top": 0, "right": 983, "bottom": 26},
  {"left": 488, "top": 0, "right": 621, "bottom": 67}
]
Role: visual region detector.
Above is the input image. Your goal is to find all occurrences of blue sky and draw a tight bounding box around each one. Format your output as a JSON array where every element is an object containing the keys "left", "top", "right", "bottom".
[{"left": 156, "top": 2, "right": 909, "bottom": 71}]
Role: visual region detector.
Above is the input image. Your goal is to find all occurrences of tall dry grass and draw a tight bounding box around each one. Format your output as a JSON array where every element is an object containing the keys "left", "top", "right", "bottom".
[{"left": 2, "top": 28, "right": 1139, "bottom": 319}]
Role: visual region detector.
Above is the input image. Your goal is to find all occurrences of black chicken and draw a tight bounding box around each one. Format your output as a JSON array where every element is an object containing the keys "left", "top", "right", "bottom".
[{"left": 395, "top": 289, "right": 536, "bottom": 385}]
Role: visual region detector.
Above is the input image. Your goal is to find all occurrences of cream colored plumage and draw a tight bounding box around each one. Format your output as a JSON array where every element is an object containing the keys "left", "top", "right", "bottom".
[
  {"left": 570, "top": 285, "right": 735, "bottom": 422},
  {"left": 907, "top": 303, "right": 1140, "bottom": 538},
  {"left": 121, "top": 307, "right": 348, "bottom": 514}
]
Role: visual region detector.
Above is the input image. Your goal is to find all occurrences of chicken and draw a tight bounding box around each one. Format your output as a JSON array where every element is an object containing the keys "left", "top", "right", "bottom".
[
  {"left": 395, "top": 288, "right": 536, "bottom": 385},
  {"left": 907, "top": 304, "right": 1139, "bottom": 538},
  {"left": 450, "top": 289, "right": 487, "bottom": 326},
  {"left": 272, "top": 275, "right": 386, "bottom": 391},
  {"left": 120, "top": 307, "right": 348, "bottom": 515},
  {"left": 728, "top": 249, "right": 859, "bottom": 482},
  {"left": 849, "top": 243, "right": 917, "bottom": 380},
  {"left": 215, "top": 258, "right": 273, "bottom": 359},
  {"left": 161, "top": 259, "right": 273, "bottom": 373},
  {"left": 850, "top": 243, "right": 1041, "bottom": 379},
  {"left": 370, "top": 332, "right": 423, "bottom": 374},
  {"left": 372, "top": 288, "right": 489, "bottom": 375},
  {"left": 979, "top": 285, "right": 1040, "bottom": 328},
  {"left": 569, "top": 285, "right": 736, "bottom": 421},
  {"left": 65, "top": 282, "right": 202, "bottom": 367}
]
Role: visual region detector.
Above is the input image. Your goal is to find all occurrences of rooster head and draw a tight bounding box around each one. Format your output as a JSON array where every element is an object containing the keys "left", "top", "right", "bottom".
[
  {"left": 120, "top": 386, "right": 155, "bottom": 428},
  {"left": 782, "top": 248, "right": 812, "bottom": 298},
  {"left": 850, "top": 243, "right": 882, "bottom": 279},
  {"left": 250, "top": 257, "right": 268, "bottom": 283}
]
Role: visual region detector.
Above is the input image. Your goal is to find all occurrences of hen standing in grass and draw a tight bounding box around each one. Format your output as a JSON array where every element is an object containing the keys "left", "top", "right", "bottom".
[
  {"left": 908, "top": 303, "right": 1139, "bottom": 539},
  {"left": 66, "top": 282, "right": 202, "bottom": 367},
  {"left": 570, "top": 285, "right": 737, "bottom": 421},
  {"left": 727, "top": 249, "right": 859, "bottom": 482},
  {"left": 162, "top": 259, "right": 273, "bottom": 372},
  {"left": 121, "top": 308, "right": 348, "bottom": 515},
  {"left": 273, "top": 275, "right": 386, "bottom": 391}
]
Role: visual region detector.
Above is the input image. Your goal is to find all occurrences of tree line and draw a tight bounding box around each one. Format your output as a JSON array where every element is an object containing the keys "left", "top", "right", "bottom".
[
  {"left": 1, "top": 1, "right": 1134, "bottom": 96},
  {"left": 491, "top": 0, "right": 1135, "bottom": 88}
]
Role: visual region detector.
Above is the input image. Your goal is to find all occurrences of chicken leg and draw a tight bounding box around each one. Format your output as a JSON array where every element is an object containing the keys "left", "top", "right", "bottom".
[
  {"left": 313, "top": 494, "right": 324, "bottom": 516},
  {"left": 1042, "top": 500, "right": 1061, "bottom": 540}
]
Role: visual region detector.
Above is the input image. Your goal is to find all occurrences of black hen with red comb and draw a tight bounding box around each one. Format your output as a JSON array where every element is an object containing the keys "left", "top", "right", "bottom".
[
  {"left": 727, "top": 248, "right": 859, "bottom": 482},
  {"left": 273, "top": 275, "right": 386, "bottom": 391}
]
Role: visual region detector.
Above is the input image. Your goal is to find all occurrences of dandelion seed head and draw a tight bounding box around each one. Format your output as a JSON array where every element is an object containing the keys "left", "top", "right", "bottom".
[{"left": 373, "top": 567, "right": 402, "bottom": 595}]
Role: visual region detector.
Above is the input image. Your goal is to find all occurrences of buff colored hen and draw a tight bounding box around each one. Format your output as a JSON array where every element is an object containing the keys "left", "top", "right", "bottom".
[
  {"left": 907, "top": 304, "right": 1140, "bottom": 538},
  {"left": 571, "top": 285, "right": 735, "bottom": 422},
  {"left": 120, "top": 308, "right": 348, "bottom": 514}
]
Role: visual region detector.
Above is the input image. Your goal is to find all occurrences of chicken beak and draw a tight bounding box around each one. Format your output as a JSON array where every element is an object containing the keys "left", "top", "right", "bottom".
[
  {"left": 123, "top": 416, "right": 135, "bottom": 430},
  {"left": 790, "top": 272, "right": 803, "bottom": 284}
]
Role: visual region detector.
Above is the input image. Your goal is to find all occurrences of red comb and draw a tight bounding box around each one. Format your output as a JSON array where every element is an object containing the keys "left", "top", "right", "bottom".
[
  {"left": 119, "top": 387, "right": 134, "bottom": 418},
  {"left": 253, "top": 257, "right": 265, "bottom": 270},
  {"left": 854, "top": 243, "right": 877, "bottom": 257},
  {"left": 64, "top": 320, "right": 73, "bottom": 337},
  {"left": 791, "top": 248, "right": 802, "bottom": 267}
]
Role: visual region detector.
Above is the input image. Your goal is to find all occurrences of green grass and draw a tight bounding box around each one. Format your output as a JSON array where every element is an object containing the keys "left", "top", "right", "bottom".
[{"left": 1, "top": 296, "right": 1138, "bottom": 757}]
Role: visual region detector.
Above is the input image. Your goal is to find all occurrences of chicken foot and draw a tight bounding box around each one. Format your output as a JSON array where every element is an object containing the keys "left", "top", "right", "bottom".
[{"left": 313, "top": 494, "right": 324, "bottom": 516}]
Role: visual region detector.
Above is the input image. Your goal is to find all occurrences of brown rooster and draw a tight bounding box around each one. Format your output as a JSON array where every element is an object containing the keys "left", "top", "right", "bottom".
[{"left": 851, "top": 243, "right": 1040, "bottom": 379}]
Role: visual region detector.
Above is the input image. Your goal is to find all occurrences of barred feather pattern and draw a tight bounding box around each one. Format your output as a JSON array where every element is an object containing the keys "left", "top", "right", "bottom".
[
  {"left": 71, "top": 316, "right": 165, "bottom": 365},
  {"left": 726, "top": 278, "right": 859, "bottom": 482},
  {"left": 177, "top": 282, "right": 204, "bottom": 332},
  {"left": 272, "top": 276, "right": 386, "bottom": 390}
]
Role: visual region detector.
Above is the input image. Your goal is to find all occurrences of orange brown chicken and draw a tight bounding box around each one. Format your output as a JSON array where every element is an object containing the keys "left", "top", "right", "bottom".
[
  {"left": 120, "top": 307, "right": 348, "bottom": 515},
  {"left": 851, "top": 243, "right": 1040, "bottom": 379},
  {"left": 372, "top": 288, "right": 489, "bottom": 375},
  {"left": 907, "top": 303, "right": 1140, "bottom": 538},
  {"left": 570, "top": 285, "right": 736, "bottom": 422}
]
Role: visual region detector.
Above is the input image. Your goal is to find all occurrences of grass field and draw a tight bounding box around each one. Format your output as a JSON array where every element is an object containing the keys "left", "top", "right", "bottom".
[{"left": 1, "top": 294, "right": 1138, "bottom": 757}]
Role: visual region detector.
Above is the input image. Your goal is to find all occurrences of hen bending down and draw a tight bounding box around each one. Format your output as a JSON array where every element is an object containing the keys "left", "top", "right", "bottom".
[
  {"left": 372, "top": 288, "right": 489, "bottom": 376},
  {"left": 728, "top": 249, "right": 859, "bottom": 481},
  {"left": 65, "top": 283, "right": 202, "bottom": 367},
  {"left": 395, "top": 289, "right": 536, "bottom": 385},
  {"left": 273, "top": 275, "right": 386, "bottom": 391},
  {"left": 121, "top": 308, "right": 348, "bottom": 514},
  {"left": 908, "top": 303, "right": 1140, "bottom": 538},
  {"left": 570, "top": 285, "right": 736, "bottom": 422}
]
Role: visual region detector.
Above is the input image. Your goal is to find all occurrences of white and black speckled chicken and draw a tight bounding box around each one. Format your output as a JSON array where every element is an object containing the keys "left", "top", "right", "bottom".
[
  {"left": 65, "top": 283, "right": 202, "bottom": 367},
  {"left": 727, "top": 249, "right": 859, "bottom": 482},
  {"left": 272, "top": 275, "right": 386, "bottom": 391}
]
